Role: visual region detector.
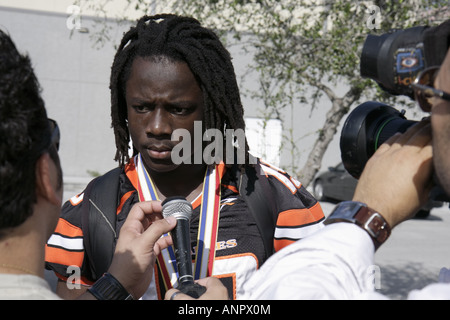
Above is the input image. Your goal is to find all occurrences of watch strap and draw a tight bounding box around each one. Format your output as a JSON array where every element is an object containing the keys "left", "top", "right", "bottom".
[
  {"left": 353, "top": 206, "right": 391, "bottom": 250},
  {"left": 88, "top": 273, "right": 134, "bottom": 300},
  {"left": 325, "top": 202, "right": 391, "bottom": 250}
]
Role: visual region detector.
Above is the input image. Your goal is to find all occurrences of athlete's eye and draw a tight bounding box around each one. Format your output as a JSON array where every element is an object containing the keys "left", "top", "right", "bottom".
[
  {"left": 168, "top": 102, "right": 195, "bottom": 116},
  {"left": 133, "top": 104, "right": 152, "bottom": 113}
]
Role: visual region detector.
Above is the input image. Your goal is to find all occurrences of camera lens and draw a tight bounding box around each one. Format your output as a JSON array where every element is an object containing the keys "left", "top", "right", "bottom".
[{"left": 340, "top": 101, "right": 417, "bottom": 179}]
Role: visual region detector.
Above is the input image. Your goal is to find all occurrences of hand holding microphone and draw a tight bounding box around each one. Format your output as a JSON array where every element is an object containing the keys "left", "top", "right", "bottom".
[{"left": 161, "top": 196, "right": 207, "bottom": 298}]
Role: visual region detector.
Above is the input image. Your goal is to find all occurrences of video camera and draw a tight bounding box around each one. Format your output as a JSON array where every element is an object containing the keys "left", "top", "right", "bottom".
[
  {"left": 340, "top": 20, "right": 450, "bottom": 201},
  {"left": 340, "top": 20, "right": 450, "bottom": 175}
]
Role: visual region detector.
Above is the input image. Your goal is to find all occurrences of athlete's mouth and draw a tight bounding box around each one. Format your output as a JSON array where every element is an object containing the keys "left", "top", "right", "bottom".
[{"left": 146, "top": 144, "right": 174, "bottom": 160}]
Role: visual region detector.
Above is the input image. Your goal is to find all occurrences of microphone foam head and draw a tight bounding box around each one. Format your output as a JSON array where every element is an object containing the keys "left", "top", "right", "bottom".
[{"left": 161, "top": 196, "right": 193, "bottom": 220}]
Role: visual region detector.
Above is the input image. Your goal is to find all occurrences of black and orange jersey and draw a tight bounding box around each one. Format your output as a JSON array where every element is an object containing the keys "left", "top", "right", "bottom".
[{"left": 45, "top": 158, "right": 324, "bottom": 299}]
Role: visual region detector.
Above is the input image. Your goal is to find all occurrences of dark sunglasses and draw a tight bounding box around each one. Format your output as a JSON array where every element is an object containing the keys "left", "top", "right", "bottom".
[
  {"left": 30, "top": 118, "right": 60, "bottom": 161},
  {"left": 411, "top": 66, "right": 450, "bottom": 112},
  {"left": 48, "top": 118, "right": 60, "bottom": 152}
]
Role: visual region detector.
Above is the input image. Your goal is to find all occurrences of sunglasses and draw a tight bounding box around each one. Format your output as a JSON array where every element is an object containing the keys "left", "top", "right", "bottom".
[
  {"left": 48, "top": 118, "right": 60, "bottom": 152},
  {"left": 412, "top": 66, "right": 450, "bottom": 112},
  {"left": 28, "top": 118, "right": 60, "bottom": 161}
]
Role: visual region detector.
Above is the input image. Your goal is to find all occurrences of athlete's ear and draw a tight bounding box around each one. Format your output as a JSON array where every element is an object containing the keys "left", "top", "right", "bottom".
[{"left": 35, "top": 152, "right": 61, "bottom": 206}]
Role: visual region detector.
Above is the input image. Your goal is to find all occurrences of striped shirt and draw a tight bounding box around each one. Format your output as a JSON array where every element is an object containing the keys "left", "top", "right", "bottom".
[{"left": 45, "top": 158, "right": 324, "bottom": 299}]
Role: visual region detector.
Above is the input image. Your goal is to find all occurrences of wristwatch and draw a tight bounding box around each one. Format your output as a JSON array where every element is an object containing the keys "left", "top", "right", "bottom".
[
  {"left": 88, "top": 273, "right": 134, "bottom": 300},
  {"left": 324, "top": 201, "right": 391, "bottom": 250}
]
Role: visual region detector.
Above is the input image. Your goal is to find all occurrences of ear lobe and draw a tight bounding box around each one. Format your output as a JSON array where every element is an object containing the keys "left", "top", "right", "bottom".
[{"left": 35, "top": 153, "right": 61, "bottom": 206}]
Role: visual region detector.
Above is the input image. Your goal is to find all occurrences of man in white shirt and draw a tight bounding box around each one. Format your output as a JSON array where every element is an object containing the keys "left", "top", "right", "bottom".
[{"left": 166, "top": 26, "right": 450, "bottom": 301}]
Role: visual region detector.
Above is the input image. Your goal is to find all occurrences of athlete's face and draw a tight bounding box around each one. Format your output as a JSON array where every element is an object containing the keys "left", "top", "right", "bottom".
[{"left": 125, "top": 56, "right": 204, "bottom": 173}]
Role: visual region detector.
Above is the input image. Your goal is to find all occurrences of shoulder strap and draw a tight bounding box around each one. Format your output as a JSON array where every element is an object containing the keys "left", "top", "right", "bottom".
[
  {"left": 81, "top": 167, "right": 122, "bottom": 281},
  {"left": 234, "top": 157, "right": 278, "bottom": 260}
]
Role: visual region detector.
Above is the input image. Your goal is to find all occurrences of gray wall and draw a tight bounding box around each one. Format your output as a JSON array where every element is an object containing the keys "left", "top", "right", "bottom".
[{"left": 0, "top": 6, "right": 128, "bottom": 200}]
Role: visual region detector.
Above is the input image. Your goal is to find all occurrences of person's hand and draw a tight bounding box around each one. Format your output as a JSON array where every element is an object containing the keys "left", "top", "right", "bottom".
[
  {"left": 107, "top": 201, "right": 176, "bottom": 299},
  {"left": 353, "top": 120, "right": 433, "bottom": 228},
  {"left": 165, "top": 277, "right": 229, "bottom": 300}
]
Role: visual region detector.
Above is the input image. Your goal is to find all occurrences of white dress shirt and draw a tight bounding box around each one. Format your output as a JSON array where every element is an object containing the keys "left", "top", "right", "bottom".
[{"left": 241, "top": 223, "right": 450, "bottom": 299}]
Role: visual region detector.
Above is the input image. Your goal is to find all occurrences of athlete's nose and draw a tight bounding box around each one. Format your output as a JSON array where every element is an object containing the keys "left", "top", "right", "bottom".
[{"left": 146, "top": 106, "right": 172, "bottom": 137}]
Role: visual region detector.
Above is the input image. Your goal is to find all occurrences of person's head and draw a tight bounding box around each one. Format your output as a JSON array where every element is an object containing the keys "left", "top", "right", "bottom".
[
  {"left": 0, "top": 30, "right": 62, "bottom": 238},
  {"left": 110, "top": 14, "right": 249, "bottom": 170},
  {"left": 432, "top": 47, "right": 450, "bottom": 197}
]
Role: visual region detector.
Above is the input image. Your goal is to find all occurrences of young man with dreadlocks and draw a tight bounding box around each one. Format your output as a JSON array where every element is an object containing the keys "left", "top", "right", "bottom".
[{"left": 45, "top": 14, "right": 324, "bottom": 300}]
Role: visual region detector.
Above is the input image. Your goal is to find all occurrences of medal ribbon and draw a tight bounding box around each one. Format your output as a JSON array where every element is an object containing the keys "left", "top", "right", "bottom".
[
  {"left": 135, "top": 154, "right": 222, "bottom": 293},
  {"left": 135, "top": 154, "right": 176, "bottom": 291},
  {"left": 194, "top": 164, "right": 221, "bottom": 279}
]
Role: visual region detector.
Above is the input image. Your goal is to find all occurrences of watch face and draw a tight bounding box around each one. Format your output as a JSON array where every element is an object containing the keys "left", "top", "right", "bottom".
[{"left": 329, "top": 201, "right": 365, "bottom": 220}]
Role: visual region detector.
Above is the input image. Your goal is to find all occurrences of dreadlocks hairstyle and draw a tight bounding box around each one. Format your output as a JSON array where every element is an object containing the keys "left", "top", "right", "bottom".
[{"left": 110, "top": 14, "right": 250, "bottom": 167}]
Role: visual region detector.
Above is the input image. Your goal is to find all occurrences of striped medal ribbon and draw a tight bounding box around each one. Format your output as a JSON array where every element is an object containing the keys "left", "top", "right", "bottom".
[{"left": 135, "top": 154, "right": 222, "bottom": 294}]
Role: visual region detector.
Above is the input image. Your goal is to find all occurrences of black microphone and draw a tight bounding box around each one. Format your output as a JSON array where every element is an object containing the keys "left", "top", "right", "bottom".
[{"left": 161, "top": 196, "right": 206, "bottom": 298}]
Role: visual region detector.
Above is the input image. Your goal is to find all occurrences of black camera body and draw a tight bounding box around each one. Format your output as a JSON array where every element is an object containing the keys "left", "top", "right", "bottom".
[{"left": 340, "top": 20, "right": 450, "bottom": 200}]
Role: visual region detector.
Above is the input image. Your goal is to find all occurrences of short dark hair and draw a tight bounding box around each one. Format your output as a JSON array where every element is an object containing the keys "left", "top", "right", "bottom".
[
  {"left": 0, "top": 29, "right": 51, "bottom": 232},
  {"left": 110, "top": 14, "right": 249, "bottom": 167}
]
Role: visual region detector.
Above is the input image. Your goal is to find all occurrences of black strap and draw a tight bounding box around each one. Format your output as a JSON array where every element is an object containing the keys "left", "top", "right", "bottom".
[
  {"left": 81, "top": 167, "right": 122, "bottom": 281},
  {"left": 234, "top": 157, "right": 278, "bottom": 260}
]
